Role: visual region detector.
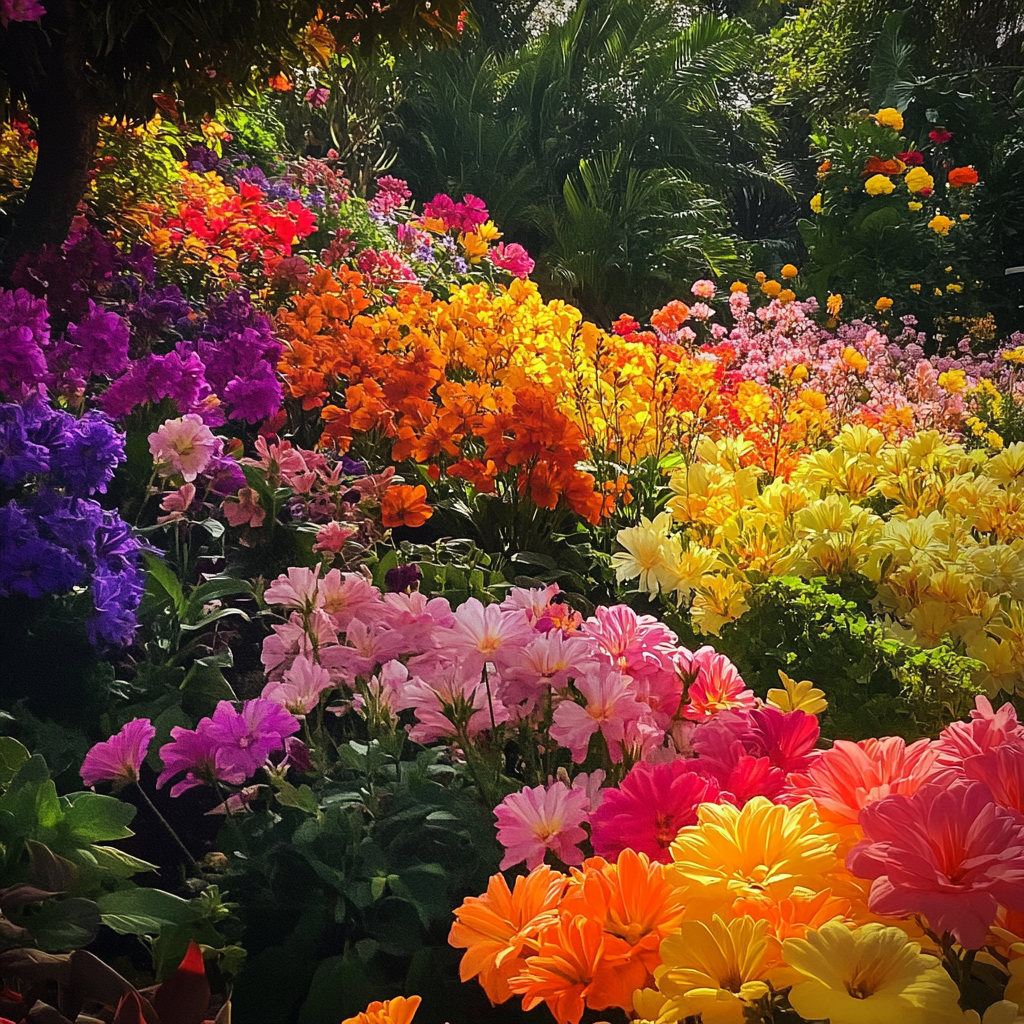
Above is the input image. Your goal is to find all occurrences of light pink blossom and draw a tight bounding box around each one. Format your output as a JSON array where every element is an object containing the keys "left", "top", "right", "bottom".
[
  {"left": 550, "top": 664, "right": 647, "bottom": 763},
  {"left": 494, "top": 781, "right": 589, "bottom": 870},
  {"left": 442, "top": 597, "right": 534, "bottom": 675},
  {"left": 261, "top": 654, "right": 334, "bottom": 715},
  {"left": 148, "top": 414, "right": 220, "bottom": 482},
  {"left": 223, "top": 487, "right": 265, "bottom": 528}
]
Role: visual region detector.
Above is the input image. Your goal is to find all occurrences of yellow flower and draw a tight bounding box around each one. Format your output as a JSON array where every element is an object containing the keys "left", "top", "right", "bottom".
[
  {"left": 928, "top": 214, "right": 954, "bottom": 236},
  {"left": 841, "top": 346, "right": 868, "bottom": 373},
  {"left": 655, "top": 916, "right": 791, "bottom": 1024},
  {"left": 779, "top": 288, "right": 796, "bottom": 304},
  {"left": 908, "top": 200, "right": 923, "bottom": 211},
  {"left": 904, "top": 166, "right": 934, "bottom": 194},
  {"left": 762, "top": 279, "right": 782, "bottom": 298},
  {"left": 730, "top": 281, "right": 748, "bottom": 293},
  {"left": 810, "top": 193, "right": 823, "bottom": 213},
  {"left": 755, "top": 271, "right": 766, "bottom": 284},
  {"left": 690, "top": 575, "right": 749, "bottom": 636},
  {"left": 781, "top": 264, "right": 799, "bottom": 279},
  {"left": 910, "top": 283, "right": 921, "bottom": 291},
  {"left": 1003, "top": 347, "right": 1024, "bottom": 364},
  {"left": 935, "top": 287, "right": 944, "bottom": 296},
  {"left": 960, "top": 213, "right": 971, "bottom": 221},
  {"left": 947, "top": 283, "right": 963, "bottom": 293},
  {"left": 476, "top": 220, "right": 502, "bottom": 242},
  {"left": 865, "top": 174, "right": 896, "bottom": 196},
  {"left": 875, "top": 296, "right": 893, "bottom": 311},
  {"left": 938, "top": 369, "right": 967, "bottom": 394},
  {"left": 783, "top": 922, "right": 964, "bottom": 1024},
  {"left": 767, "top": 670, "right": 828, "bottom": 715},
  {"left": 873, "top": 107, "right": 904, "bottom": 130},
  {"left": 790, "top": 363, "right": 809, "bottom": 382},
  {"left": 612, "top": 512, "right": 681, "bottom": 596},
  {"left": 826, "top": 294, "right": 843, "bottom": 317},
  {"left": 963, "top": 1002, "right": 1024, "bottom": 1024},
  {"left": 986, "top": 431, "right": 1005, "bottom": 450},
  {"left": 459, "top": 232, "right": 489, "bottom": 262}
]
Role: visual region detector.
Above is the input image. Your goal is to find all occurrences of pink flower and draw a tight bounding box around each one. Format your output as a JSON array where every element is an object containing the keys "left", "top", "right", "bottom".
[
  {"left": 443, "top": 597, "right": 535, "bottom": 675},
  {"left": 848, "top": 778, "right": 1024, "bottom": 949},
  {"left": 788, "top": 736, "right": 940, "bottom": 827},
  {"left": 590, "top": 760, "right": 720, "bottom": 862},
  {"left": 312, "top": 521, "right": 354, "bottom": 554},
  {"left": 550, "top": 664, "right": 647, "bottom": 763},
  {"left": 691, "top": 279, "right": 717, "bottom": 300},
  {"left": 935, "top": 696, "right": 1024, "bottom": 766},
  {"left": 81, "top": 719, "right": 156, "bottom": 790},
  {"left": 401, "top": 664, "right": 508, "bottom": 743},
  {"left": 261, "top": 654, "right": 334, "bottom": 715},
  {"left": 691, "top": 712, "right": 788, "bottom": 805},
  {"left": 0, "top": 0, "right": 45, "bottom": 26},
  {"left": 494, "top": 781, "right": 589, "bottom": 870},
  {"left": 681, "top": 647, "right": 756, "bottom": 721},
  {"left": 264, "top": 565, "right": 322, "bottom": 614},
  {"left": 489, "top": 242, "right": 535, "bottom": 279},
  {"left": 745, "top": 707, "right": 820, "bottom": 773},
  {"left": 157, "top": 483, "right": 196, "bottom": 524},
  {"left": 223, "top": 487, "right": 265, "bottom": 528},
  {"left": 318, "top": 569, "right": 382, "bottom": 630},
  {"left": 689, "top": 302, "right": 715, "bottom": 321},
  {"left": 498, "top": 631, "right": 596, "bottom": 710},
  {"left": 158, "top": 720, "right": 232, "bottom": 797},
  {"left": 582, "top": 604, "right": 679, "bottom": 682},
  {"left": 261, "top": 610, "right": 337, "bottom": 679},
  {"left": 379, "top": 591, "right": 455, "bottom": 647},
  {"left": 963, "top": 747, "right": 1024, "bottom": 818},
  {"left": 319, "top": 618, "right": 407, "bottom": 682},
  {"left": 148, "top": 414, "right": 220, "bottom": 482},
  {"left": 305, "top": 85, "right": 330, "bottom": 107},
  {"left": 205, "top": 699, "right": 300, "bottom": 780}
]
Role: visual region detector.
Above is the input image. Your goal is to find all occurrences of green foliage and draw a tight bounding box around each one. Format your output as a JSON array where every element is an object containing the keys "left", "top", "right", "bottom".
[{"left": 668, "top": 576, "right": 982, "bottom": 740}]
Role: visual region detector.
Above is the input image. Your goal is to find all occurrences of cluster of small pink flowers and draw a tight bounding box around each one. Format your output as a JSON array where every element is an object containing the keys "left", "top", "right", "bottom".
[{"left": 422, "top": 192, "right": 489, "bottom": 234}]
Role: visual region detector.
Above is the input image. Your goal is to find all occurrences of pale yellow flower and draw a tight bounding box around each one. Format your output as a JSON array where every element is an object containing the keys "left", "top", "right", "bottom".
[{"left": 768, "top": 671, "right": 828, "bottom": 715}]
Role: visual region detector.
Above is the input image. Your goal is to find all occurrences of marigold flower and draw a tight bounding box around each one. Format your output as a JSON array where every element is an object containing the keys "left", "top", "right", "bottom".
[
  {"left": 904, "top": 166, "right": 934, "bottom": 194},
  {"left": 865, "top": 173, "right": 896, "bottom": 196},
  {"left": 928, "top": 214, "right": 954, "bottom": 236},
  {"left": 810, "top": 193, "right": 823, "bottom": 213},
  {"left": 873, "top": 107, "right": 904, "bottom": 130},
  {"left": 761, "top": 279, "right": 781, "bottom": 298},
  {"left": 780, "top": 264, "right": 798, "bottom": 279},
  {"left": 380, "top": 483, "right": 432, "bottom": 528},
  {"left": 783, "top": 922, "right": 963, "bottom": 1024},
  {"left": 729, "top": 281, "right": 747, "bottom": 293},
  {"left": 874, "top": 296, "right": 893, "bottom": 311},
  {"left": 342, "top": 996, "right": 421, "bottom": 1024},
  {"left": 779, "top": 288, "right": 796, "bottom": 304},
  {"left": 948, "top": 166, "right": 979, "bottom": 188},
  {"left": 908, "top": 200, "right": 923, "bottom": 211}
]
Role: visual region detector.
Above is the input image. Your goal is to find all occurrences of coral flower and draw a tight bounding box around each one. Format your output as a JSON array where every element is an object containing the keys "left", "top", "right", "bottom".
[
  {"left": 681, "top": 647, "right": 756, "bottom": 721},
  {"left": 590, "top": 759, "right": 721, "bottom": 862},
  {"left": 494, "top": 781, "right": 590, "bottom": 870},
  {"left": 964, "top": 747, "right": 1024, "bottom": 816},
  {"left": 783, "top": 921, "right": 964, "bottom": 1024},
  {"left": 935, "top": 695, "right": 1024, "bottom": 766},
  {"left": 380, "top": 483, "right": 432, "bottom": 528},
  {"left": 449, "top": 865, "right": 566, "bottom": 1004},
  {"left": 787, "top": 735, "right": 940, "bottom": 827},
  {"left": 81, "top": 718, "right": 156, "bottom": 790},
  {"left": 948, "top": 166, "right": 979, "bottom": 187},
  {"left": 342, "top": 996, "right": 421, "bottom": 1024},
  {"left": 655, "top": 915, "right": 789, "bottom": 1024},
  {"left": 148, "top": 414, "right": 220, "bottom": 482},
  {"left": 848, "top": 778, "right": 1024, "bottom": 949},
  {"left": 667, "top": 797, "right": 841, "bottom": 908}
]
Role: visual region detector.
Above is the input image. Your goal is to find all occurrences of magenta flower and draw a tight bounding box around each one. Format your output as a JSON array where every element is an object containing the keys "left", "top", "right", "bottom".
[
  {"left": 681, "top": 647, "right": 756, "bottom": 721},
  {"left": 81, "top": 718, "right": 156, "bottom": 790},
  {"left": 206, "top": 699, "right": 300, "bottom": 780},
  {"left": 0, "top": 0, "right": 45, "bottom": 27},
  {"left": 935, "top": 695, "right": 1024, "bottom": 766},
  {"left": 304, "top": 85, "right": 330, "bottom": 108},
  {"left": 494, "top": 781, "right": 589, "bottom": 870},
  {"left": 488, "top": 242, "right": 535, "bottom": 279},
  {"left": 848, "top": 778, "right": 1024, "bottom": 949},
  {"left": 590, "top": 760, "right": 720, "bottom": 863},
  {"left": 745, "top": 706, "right": 820, "bottom": 773},
  {"left": 158, "top": 719, "right": 230, "bottom": 797}
]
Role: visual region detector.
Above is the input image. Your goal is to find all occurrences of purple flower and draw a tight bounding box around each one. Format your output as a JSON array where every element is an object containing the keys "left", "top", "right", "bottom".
[
  {"left": 206, "top": 699, "right": 300, "bottom": 779},
  {"left": 101, "top": 347, "right": 212, "bottom": 420},
  {"left": 157, "top": 720, "right": 229, "bottom": 797},
  {"left": 66, "top": 301, "right": 130, "bottom": 378},
  {"left": 87, "top": 566, "right": 144, "bottom": 648},
  {"left": 222, "top": 371, "right": 281, "bottom": 423},
  {"left": 0, "top": 288, "right": 50, "bottom": 397},
  {"left": 126, "top": 285, "right": 191, "bottom": 344},
  {"left": 0, "top": 519, "right": 85, "bottom": 598},
  {"left": 49, "top": 411, "right": 125, "bottom": 496},
  {"left": 81, "top": 718, "right": 156, "bottom": 789},
  {"left": 384, "top": 563, "right": 422, "bottom": 593},
  {"left": 0, "top": 403, "right": 49, "bottom": 486}
]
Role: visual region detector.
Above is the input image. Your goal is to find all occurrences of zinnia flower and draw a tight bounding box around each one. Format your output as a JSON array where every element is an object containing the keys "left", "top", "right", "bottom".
[
  {"left": 341, "top": 996, "right": 420, "bottom": 1024},
  {"left": 948, "top": 166, "right": 979, "bottom": 188},
  {"left": 681, "top": 647, "right": 756, "bottom": 721},
  {"left": 783, "top": 921, "right": 964, "bottom": 1024},
  {"left": 904, "top": 166, "right": 934, "bottom": 193},
  {"left": 449, "top": 866, "right": 566, "bottom": 1004},
  {"left": 148, "top": 414, "right": 220, "bottom": 482},
  {"left": 81, "top": 718, "right": 156, "bottom": 790},
  {"left": 928, "top": 214, "right": 954, "bottom": 235},
  {"left": 847, "top": 778, "right": 1024, "bottom": 949},
  {"left": 865, "top": 174, "right": 896, "bottom": 196},
  {"left": 380, "top": 483, "right": 432, "bottom": 528},
  {"left": 494, "top": 781, "right": 590, "bottom": 870}
]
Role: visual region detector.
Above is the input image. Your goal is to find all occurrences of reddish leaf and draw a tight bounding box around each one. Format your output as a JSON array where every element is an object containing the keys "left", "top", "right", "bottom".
[
  {"left": 113, "top": 992, "right": 148, "bottom": 1024},
  {"left": 153, "top": 943, "right": 211, "bottom": 1024}
]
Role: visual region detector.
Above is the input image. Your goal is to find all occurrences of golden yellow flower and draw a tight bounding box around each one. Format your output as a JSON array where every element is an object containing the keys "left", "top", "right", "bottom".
[
  {"left": 781, "top": 264, "right": 799, "bottom": 279},
  {"left": 810, "top": 193, "right": 823, "bottom": 213},
  {"left": 779, "top": 288, "right": 796, "bottom": 304},
  {"left": 762, "top": 279, "right": 782, "bottom": 298},
  {"left": 1003, "top": 347, "right": 1024, "bottom": 365},
  {"left": 841, "top": 346, "right": 868, "bottom": 373},
  {"left": 459, "top": 232, "right": 489, "bottom": 262},
  {"left": 755, "top": 271, "right": 766, "bottom": 284},
  {"left": 476, "top": 220, "right": 502, "bottom": 242},
  {"left": 908, "top": 200, "right": 923, "bottom": 211},
  {"left": 826, "top": 294, "right": 843, "bottom": 317},
  {"left": 960, "top": 213, "right": 971, "bottom": 221},
  {"left": 873, "top": 107, "right": 904, "bottom": 130},
  {"left": 875, "top": 296, "right": 893, "bottom": 311},
  {"left": 947, "top": 283, "right": 963, "bottom": 293},
  {"left": 904, "top": 166, "right": 934, "bottom": 194},
  {"left": 865, "top": 174, "right": 896, "bottom": 196},
  {"left": 928, "top": 214, "right": 954, "bottom": 236},
  {"left": 938, "top": 369, "right": 967, "bottom": 394},
  {"left": 910, "top": 283, "right": 921, "bottom": 291},
  {"left": 767, "top": 670, "right": 828, "bottom": 715}
]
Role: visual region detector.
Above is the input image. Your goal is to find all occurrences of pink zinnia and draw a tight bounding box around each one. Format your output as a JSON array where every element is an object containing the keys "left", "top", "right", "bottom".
[
  {"left": 681, "top": 647, "right": 756, "bottom": 721},
  {"left": 494, "top": 781, "right": 589, "bottom": 870},
  {"left": 489, "top": 242, "right": 535, "bottom": 279},
  {"left": 935, "top": 696, "right": 1024, "bottom": 766},
  {"left": 148, "top": 414, "right": 220, "bottom": 482},
  {"left": 788, "top": 735, "right": 940, "bottom": 827},
  {"left": 590, "top": 760, "right": 720, "bottom": 862},
  {"left": 550, "top": 664, "right": 646, "bottom": 763},
  {"left": 847, "top": 778, "right": 1024, "bottom": 949},
  {"left": 81, "top": 718, "right": 156, "bottom": 790}
]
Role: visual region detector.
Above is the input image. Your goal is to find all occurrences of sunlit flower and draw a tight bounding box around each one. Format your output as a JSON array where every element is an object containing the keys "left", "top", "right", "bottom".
[
  {"left": 342, "top": 996, "right": 421, "bottom": 1024},
  {"left": 767, "top": 671, "right": 827, "bottom": 715},
  {"left": 148, "top": 414, "right": 220, "bottom": 481},
  {"left": 495, "top": 781, "right": 590, "bottom": 870},
  {"left": 874, "top": 107, "right": 904, "bottom": 130}
]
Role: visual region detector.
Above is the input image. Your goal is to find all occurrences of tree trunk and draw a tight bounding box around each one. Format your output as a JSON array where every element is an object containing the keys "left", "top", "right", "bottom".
[{"left": 0, "top": 0, "right": 98, "bottom": 282}]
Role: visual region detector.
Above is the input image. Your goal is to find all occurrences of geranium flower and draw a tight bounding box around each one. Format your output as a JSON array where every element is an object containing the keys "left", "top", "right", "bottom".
[
  {"left": 848, "top": 778, "right": 1024, "bottom": 948},
  {"left": 590, "top": 760, "right": 720, "bottom": 863},
  {"left": 380, "top": 483, "right": 432, "bottom": 528},
  {"left": 783, "top": 921, "right": 964, "bottom": 1024},
  {"left": 148, "top": 414, "right": 220, "bottom": 481},
  {"left": 81, "top": 718, "right": 156, "bottom": 790},
  {"left": 449, "top": 866, "right": 566, "bottom": 1004},
  {"left": 489, "top": 242, "right": 534, "bottom": 279},
  {"left": 494, "top": 781, "right": 589, "bottom": 870}
]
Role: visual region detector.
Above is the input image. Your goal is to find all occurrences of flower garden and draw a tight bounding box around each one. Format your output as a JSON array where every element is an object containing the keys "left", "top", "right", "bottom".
[{"left": 1, "top": 2, "right": 1024, "bottom": 1024}]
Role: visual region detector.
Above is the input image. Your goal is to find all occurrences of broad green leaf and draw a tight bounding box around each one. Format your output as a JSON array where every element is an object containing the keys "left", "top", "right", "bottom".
[
  {"left": 63, "top": 792, "right": 136, "bottom": 843},
  {"left": 91, "top": 845, "right": 160, "bottom": 879},
  {"left": 143, "top": 552, "right": 186, "bottom": 617},
  {"left": 180, "top": 662, "right": 236, "bottom": 717},
  {"left": 0, "top": 737, "right": 30, "bottom": 792},
  {"left": 274, "top": 782, "right": 320, "bottom": 816},
  {"left": 29, "top": 896, "right": 101, "bottom": 951},
  {"left": 97, "top": 887, "right": 192, "bottom": 935}
]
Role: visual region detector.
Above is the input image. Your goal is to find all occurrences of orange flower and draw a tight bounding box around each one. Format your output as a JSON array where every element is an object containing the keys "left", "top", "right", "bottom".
[
  {"left": 651, "top": 300, "right": 690, "bottom": 334},
  {"left": 948, "top": 166, "right": 979, "bottom": 188},
  {"left": 342, "top": 996, "right": 420, "bottom": 1024},
  {"left": 380, "top": 484, "right": 432, "bottom": 528},
  {"left": 862, "top": 156, "right": 904, "bottom": 177},
  {"left": 268, "top": 73, "right": 294, "bottom": 92},
  {"left": 449, "top": 865, "right": 567, "bottom": 1005},
  {"left": 731, "top": 890, "right": 851, "bottom": 941}
]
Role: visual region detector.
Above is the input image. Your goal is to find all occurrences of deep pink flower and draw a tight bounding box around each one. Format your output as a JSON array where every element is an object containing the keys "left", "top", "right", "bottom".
[
  {"left": 963, "top": 747, "right": 1024, "bottom": 818},
  {"left": 581, "top": 604, "right": 679, "bottom": 682},
  {"left": 929, "top": 127, "right": 953, "bottom": 144},
  {"left": 681, "top": 647, "right": 756, "bottom": 721},
  {"left": 935, "top": 696, "right": 1024, "bottom": 766},
  {"left": 489, "top": 242, "right": 535, "bottom": 279},
  {"left": 745, "top": 707, "right": 820, "bottom": 773},
  {"left": 304, "top": 85, "right": 330, "bottom": 108},
  {"left": 494, "top": 781, "right": 589, "bottom": 870},
  {"left": 0, "top": 0, "right": 45, "bottom": 26},
  {"left": 206, "top": 699, "right": 300, "bottom": 779},
  {"left": 550, "top": 664, "right": 647, "bottom": 763},
  {"left": 848, "top": 778, "right": 1024, "bottom": 948},
  {"left": 590, "top": 760, "right": 720, "bottom": 862},
  {"left": 157, "top": 719, "right": 232, "bottom": 797},
  {"left": 81, "top": 719, "right": 156, "bottom": 790}
]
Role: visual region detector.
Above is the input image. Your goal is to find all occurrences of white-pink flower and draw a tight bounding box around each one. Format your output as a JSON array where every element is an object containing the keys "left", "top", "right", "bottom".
[
  {"left": 498, "top": 631, "right": 595, "bottom": 710},
  {"left": 264, "top": 565, "right": 322, "bottom": 614},
  {"left": 318, "top": 569, "right": 383, "bottom": 630},
  {"left": 551, "top": 664, "right": 647, "bottom": 763},
  {"left": 319, "top": 618, "right": 407, "bottom": 682},
  {"left": 442, "top": 597, "right": 535, "bottom": 674},
  {"left": 262, "top": 654, "right": 334, "bottom": 715},
  {"left": 691, "top": 279, "right": 717, "bottom": 299},
  {"left": 402, "top": 665, "right": 508, "bottom": 743},
  {"left": 148, "top": 414, "right": 220, "bottom": 481},
  {"left": 494, "top": 781, "right": 589, "bottom": 870}
]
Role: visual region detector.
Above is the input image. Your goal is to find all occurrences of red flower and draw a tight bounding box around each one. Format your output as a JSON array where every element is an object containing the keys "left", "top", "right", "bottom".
[
  {"left": 612, "top": 314, "right": 640, "bottom": 338},
  {"left": 948, "top": 166, "right": 979, "bottom": 188},
  {"left": 897, "top": 150, "right": 924, "bottom": 166},
  {"left": 929, "top": 127, "right": 952, "bottom": 144}
]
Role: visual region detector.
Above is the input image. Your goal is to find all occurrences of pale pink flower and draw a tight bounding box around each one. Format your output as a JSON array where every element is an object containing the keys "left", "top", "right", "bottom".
[
  {"left": 148, "top": 414, "right": 220, "bottom": 481},
  {"left": 581, "top": 604, "right": 679, "bottom": 681},
  {"left": 443, "top": 597, "right": 535, "bottom": 674},
  {"left": 550, "top": 664, "right": 647, "bottom": 763},
  {"left": 681, "top": 647, "right": 756, "bottom": 721},
  {"left": 501, "top": 584, "right": 562, "bottom": 624},
  {"left": 318, "top": 569, "right": 383, "bottom": 630},
  {"left": 935, "top": 695, "right": 1024, "bottom": 766},
  {"left": 689, "top": 302, "right": 715, "bottom": 321},
  {"left": 691, "top": 279, "right": 717, "bottom": 299},
  {"left": 848, "top": 778, "right": 1024, "bottom": 949},
  {"left": 261, "top": 610, "right": 337, "bottom": 679},
  {"left": 261, "top": 653, "right": 334, "bottom": 715},
  {"left": 498, "top": 631, "right": 596, "bottom": 709},
  {"left": 81, "top": 719, "right": 156, "bottom": 790},
  {"left": 157, "top": 483, "right": 196, "bottom": 524},
  {"left": 319, "top": 618, "right": 407, "bottom": 682},
  {"left": 379, "top": 591, "right": 455, "bottom": 649},
  {"left": 494, "top": 781, "right": 589, "bottom": 869},
  {"left": 571, "top": 769, "right": 606, "bottom": 812},
  {"left": 264, "top": 565, "right": 322, "bottom": 613},
  {"left": 223, "top": 487, "right": 266, "bottom": 528},
  {"left": 402, "top": 665, "right": 508, "bottom": 743},
  {"left": 788, "top": 736, "right": 941, "bottom": 827},
  {"left": 371, "top": 660, "right": 414, "bottom": 713},
  {"left": 313, "top": 521, "right": 354, "bottom": 554}
]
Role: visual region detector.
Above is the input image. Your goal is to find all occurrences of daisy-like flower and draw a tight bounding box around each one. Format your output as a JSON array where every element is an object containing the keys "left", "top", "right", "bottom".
[
  {"left": 550, "top": 664, "right": 647, "bottom": 763},
  {"left": 935, "top": 694, "right": 1024, "bottom": 765},
  {"left": 654, "top": 915, "right": 791, "bottom": 1024},
  {"left": 681, "top": 647, "right": 756, "bottom": 721},
  {"left": 261, "top": 653, "right": 334, "bottom": 715},
  {"left": 783, "top": 921, "right": 964, "bottom": 1024},
  {"left": 443, "top": 597, "right": 535, "bottom": 675},
  {"left": 581, "top": 605, "right": 679, "bottom": 682},
  {"left": 494, "top": 781, "right": 590, "bottom": 870},
  {"left": 148, "top": 414, "right": 220, "bottom": 482},
  {"left": 341, "top": 996, "right": 421, "bottom": 1024},
  {"left": 318, "top": 569, "right": 382, "bottom": 631},
  {"left": 81, "top": 718, "right": 156, "bottom": 790},
  {"left": 448, "top": 865, "right": 566, "bottom": 1005}
]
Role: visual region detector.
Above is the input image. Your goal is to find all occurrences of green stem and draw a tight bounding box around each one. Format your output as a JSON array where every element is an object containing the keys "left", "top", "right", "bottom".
[{"left": 135, "top": 781, "right": 197, "bottom": 868}]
